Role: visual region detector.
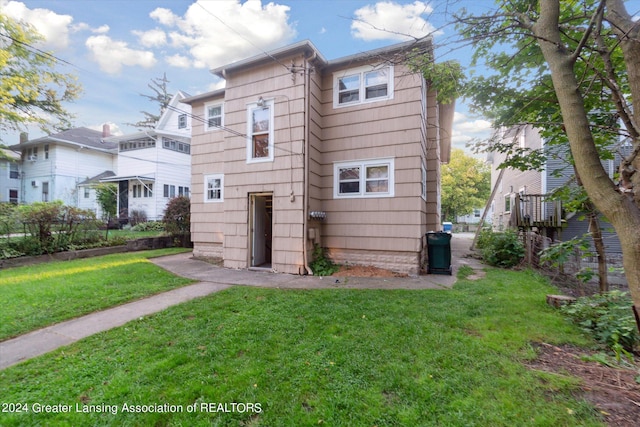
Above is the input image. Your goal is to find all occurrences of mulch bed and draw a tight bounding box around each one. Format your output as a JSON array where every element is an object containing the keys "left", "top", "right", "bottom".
[{"left": 525, "top": 342, "right": 640, "bottom": 426}]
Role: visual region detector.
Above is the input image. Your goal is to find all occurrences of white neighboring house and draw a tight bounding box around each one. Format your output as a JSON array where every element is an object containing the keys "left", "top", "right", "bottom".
[
  {"left": 456, "top": 206, "right": 491, "bottom": 225},
  {"left": 102, "top": 91, "right": 192, "bottom": 222},
  {"left": 8, "top": 127, "right": 117, "bottom": 208},
  {"left": 0, "top": 148, "right": 21, "bottom": 204}
]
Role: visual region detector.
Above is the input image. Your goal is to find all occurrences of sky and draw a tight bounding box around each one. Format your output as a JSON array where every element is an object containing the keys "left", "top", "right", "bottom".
[{"left": 1, "top": 0, "right": 501, "bottom": 150}]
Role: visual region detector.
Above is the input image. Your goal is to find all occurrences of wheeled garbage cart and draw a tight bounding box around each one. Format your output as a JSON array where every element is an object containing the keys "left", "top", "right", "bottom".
[{"left": 426, "top": 232, "right": 452, "bottom": 275}]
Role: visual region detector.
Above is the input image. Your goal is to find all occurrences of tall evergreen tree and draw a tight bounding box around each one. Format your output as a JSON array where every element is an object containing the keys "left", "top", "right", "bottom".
[{"left": 127, "top": 73, "right": 172, "bottom": 130}]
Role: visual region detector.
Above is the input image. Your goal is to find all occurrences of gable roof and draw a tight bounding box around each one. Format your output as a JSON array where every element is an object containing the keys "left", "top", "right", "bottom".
[
  {"left": 155, "top": 90, "right": 190, "bottom": 133},
  {"left": 77, "top": 170, "right": 116, "bottom": 186},
  {"left": 9, "top": 127, "right": 117, "bottom": 152}
]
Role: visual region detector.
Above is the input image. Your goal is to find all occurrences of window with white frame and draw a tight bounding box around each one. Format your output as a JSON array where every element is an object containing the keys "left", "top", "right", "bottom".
[
  {"left": 178, "top": 114, "right": 187, "bottom": 129},
  {"left": 84, "top": 187, "right": 90, "bottom": 198},
  {"left": 205, "top": 102, "right": 223, "bottom": 131},
  {"left": 178, "top": 186, "right": 189, "bottom": 197},
  {"left": 9, "top": 162, "right": 18, "bottom": 179},
  {"left": 247, "top": 100, "right": 274, "bottom": 163},
  {"left": 504, "top": 194, "right": 512, "bottom": 213},
  {"left": 9, "top": 189, "right": 18, "bottom": 204},
  {"left": 204, "top": 174, "right": 223, "bottom": 202},
  {"left": 421, "top": 163, "right": 427, "bottom": 200},
  {"left": 334, "top": 158, "right": 395, "bottom": 198},
  {"left": 163, "top": 184, "right": 176, "bottom": 198},
  {"left": 162, "top": 137, "right": 190, "bottom": 154},
  {"left": 334, "top": 65, "right": 393, "bottom": 108},
  {"left": 44, "top": 144, "right": 49, "bottom": 159},
  {"left": 42, "top": 181, "right": 49, "bottom": 202},
  {"left": 144, "top": 183, "right": 153, "bottom": 198}
]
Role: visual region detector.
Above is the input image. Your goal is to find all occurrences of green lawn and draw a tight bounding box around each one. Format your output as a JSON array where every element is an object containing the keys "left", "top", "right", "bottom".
[
  {"left": 0, "top": 268, "right": 604, "bottom": 426},
  {"left": 0, "top": 248, "right": 193, "bottom": 340}
]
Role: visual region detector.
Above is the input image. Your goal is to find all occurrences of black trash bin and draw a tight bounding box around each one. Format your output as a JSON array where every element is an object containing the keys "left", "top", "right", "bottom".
[{"left": 426, "top": 232, "right": 452, "bottom": 275}]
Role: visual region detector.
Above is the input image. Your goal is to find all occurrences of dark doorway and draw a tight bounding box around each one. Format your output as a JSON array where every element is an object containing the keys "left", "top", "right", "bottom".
[
  {"left": 118, "top": 180, "right": 129, "bottom": 223},
  {"left": 249, "top": 193, "right": 273, "bottom": 268}
]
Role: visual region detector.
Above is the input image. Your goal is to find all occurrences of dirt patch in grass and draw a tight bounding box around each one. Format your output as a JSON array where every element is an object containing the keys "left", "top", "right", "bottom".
[
  {"left": 332, "top": 265, "right": 408, "bottom": 278},
  {"left": 526, "top": 342, "right": 640, "bottom": 426}
]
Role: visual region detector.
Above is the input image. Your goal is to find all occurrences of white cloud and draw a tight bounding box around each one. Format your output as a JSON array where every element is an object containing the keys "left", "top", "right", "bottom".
[
  {"left": 85, "top": 35, "right": 157, "bottom": 74},
  {"left": 134, "top": 28, "right": 167, "bottom": 48},
  {"left": 351, "top": 1, "right": 440, "bottom": 41},
  {"left": 452, "top": 111, "right": 493, "bottom": 151},
  {"left": 92, "top": 25, "right": 110, "bottom": 35},
  {"left": 1, "top": 0, "right": 74, "bottom": 50},
  {"left": 149, "top": 0, "right": 297, "bottom": 69},
  {"left": 166, "top": 54, "right": 192, "bottom": 68}
]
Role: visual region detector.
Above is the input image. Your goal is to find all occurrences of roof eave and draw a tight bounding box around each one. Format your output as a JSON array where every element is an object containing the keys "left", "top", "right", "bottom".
[
  {"left": 210, "top": 39, "right": 327, "bottom": 79},
  {"left": 323, "top": 37, "right": 433, "bottom": 72}
]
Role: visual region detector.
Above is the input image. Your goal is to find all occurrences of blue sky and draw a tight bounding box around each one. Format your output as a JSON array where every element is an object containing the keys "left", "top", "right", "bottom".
[{"left": 1, "top": 0, "right": 514, "bottom": 148}]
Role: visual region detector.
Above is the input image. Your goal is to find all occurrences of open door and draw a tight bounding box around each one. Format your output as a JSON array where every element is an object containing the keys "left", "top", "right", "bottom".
[{"left": 249, "top": 193, "right": 272, "bottom": 268}]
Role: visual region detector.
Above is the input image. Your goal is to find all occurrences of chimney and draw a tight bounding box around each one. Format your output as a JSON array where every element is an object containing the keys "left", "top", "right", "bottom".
[
  {"left": 20, "top": 132, "right": 28, "bottom": 144},
  {"left": 102, "top": 124, "right": 111, "bottom": 138}
]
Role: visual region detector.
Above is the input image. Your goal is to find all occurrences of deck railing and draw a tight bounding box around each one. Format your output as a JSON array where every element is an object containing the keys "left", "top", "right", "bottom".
[{"left": 512, "top": 194, "right": 562, "bottom": 229}]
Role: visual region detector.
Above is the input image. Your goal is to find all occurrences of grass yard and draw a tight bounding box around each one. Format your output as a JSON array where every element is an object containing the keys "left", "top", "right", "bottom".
[
  {"left": 0, "top": 268, "right": 605, "bottom": 426},
  {"left": 0, "top": 248, "right": 193, "bottom": 340}
]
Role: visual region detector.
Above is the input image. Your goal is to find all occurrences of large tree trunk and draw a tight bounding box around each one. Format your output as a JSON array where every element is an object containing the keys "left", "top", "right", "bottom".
[{"left": 533, "top": 1, "right": 640, "bottom": 327}]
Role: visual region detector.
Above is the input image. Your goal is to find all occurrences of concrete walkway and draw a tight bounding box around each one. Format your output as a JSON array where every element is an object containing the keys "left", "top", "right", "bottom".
[{"left": 0, "top": 233, "right": 483, "bottom": 370}]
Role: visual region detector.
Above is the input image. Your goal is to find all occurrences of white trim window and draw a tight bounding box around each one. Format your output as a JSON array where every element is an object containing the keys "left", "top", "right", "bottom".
[
  {"left": 334, "top": 158, "right": 395, "bottom": 198},
  {"left": 204, "top": 174, "right": 224, "bottom": 202},
  {"left": 178, "top": 113, "right": 187, "bottom": 129},
  {"left": 247, "top": 99, "right": 274, "bottom": 163},
  {"left": 421, "top": 163, "right": 427, "bottom": 201},
  {"left": 333, "top": 65, "right": 394, "bottom": 108},
  {"left": 205, "top": 102, "right": 223, "bottom": 131}
]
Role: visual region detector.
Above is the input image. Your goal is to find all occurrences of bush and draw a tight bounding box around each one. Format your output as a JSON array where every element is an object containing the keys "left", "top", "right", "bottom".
[
  {"left": 561, "top": 291, "right": 639, "bottom": 357},
  {"left": 131, "top": 221, "right": 166, "bottom": 232},
  {"left": 130, "top": 210, "right": 147, "bottom": 226},
  {"left": 309, "top": 245, "right": 340, "bottom": 276},
  {"left": 163, "top": 196, "right": 190, "bottom": 236},
  {"left": 476, "top": 229, "right": 524, "bottom": 268}
]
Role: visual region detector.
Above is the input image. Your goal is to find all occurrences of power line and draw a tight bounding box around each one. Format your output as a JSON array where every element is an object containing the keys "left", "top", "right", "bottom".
[{"left": 195, "top": 1, "right": 295, "bottom": 73}]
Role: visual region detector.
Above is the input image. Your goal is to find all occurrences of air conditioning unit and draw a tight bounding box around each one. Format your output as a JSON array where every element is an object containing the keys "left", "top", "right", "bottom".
[
  {"left": 31, "top": 180, "right": 39, "bottom": 187},
  {"left": 27, "top": 155, "right": 37, "bottom": 161}
]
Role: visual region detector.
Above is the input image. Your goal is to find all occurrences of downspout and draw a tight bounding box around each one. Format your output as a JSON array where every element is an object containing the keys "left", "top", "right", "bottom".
[{"left": 302, "top": 52, "right": 316, "bottom": 275}]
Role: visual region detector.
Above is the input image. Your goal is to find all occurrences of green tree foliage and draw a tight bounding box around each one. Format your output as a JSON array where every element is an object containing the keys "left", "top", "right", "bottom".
[
  {"left": 94, "top": 183, "right": 117, "bottom": 220},
  {"left": 127, "top": 73, "right": 172, "bottom": 130},
  {"left": 162, "top": 195, "right": 190, "bottom": 236},
  {"left": 441, "top": 148, "right": 490, "bottom": 222},
  {"left": 455, "top": 1, "right": 640, "bottom": 315},
  {"left": 0, "top": 12, "right": 81, "bottom": 139}
]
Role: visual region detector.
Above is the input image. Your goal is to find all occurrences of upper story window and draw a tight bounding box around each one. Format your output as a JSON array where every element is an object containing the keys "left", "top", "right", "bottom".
[
  {"left": 247, "top": 99, "right": 274, "bottom": 163},
  {"left": 9, "top": 162, "right": 19, "bottom": 179},
  {"left": 333, "top": 158, "right": 395, "bottom": 198},
  {"left": 162, "top": 137, "right": 190, "bottom": 154},
  {"left": 178, "top": 114, "right": 187, "bottom": 129},
  {"left": 44, "top": 144, "right": 49, "bottom": 159},
  {"left": 206, "top": 102, "right": 223, "bottom": 131},
  {"left": 120, "top": 137, "right": 155, "bottom": 152},
  {"left": 333, "top": 65, "right": 394, "bottom": 108},
  {"left": 25, "top": 146, "right": 38, "bottom": 161}
]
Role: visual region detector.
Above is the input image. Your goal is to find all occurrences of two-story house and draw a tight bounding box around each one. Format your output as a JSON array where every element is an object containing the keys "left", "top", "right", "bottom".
[
  {"left": 490, "top": 124, "right": 624, "bottom": 254},
  {"left": 8, "top": 127, "right": 117, "bottom": 208},
  {"left": 183, "top": 39, "right": 453, "bottom": 275},
  {"left": 102, "top": 91, "right": 192, "bottom": 222},
  {"left": 0, "top": 148, "right": 21, "bottom": 204}
]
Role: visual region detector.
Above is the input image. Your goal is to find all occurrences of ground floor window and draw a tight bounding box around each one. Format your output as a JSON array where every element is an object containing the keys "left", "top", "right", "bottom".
[{"left": 204, "top": 174, "right": 223, "bottom": 202}]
